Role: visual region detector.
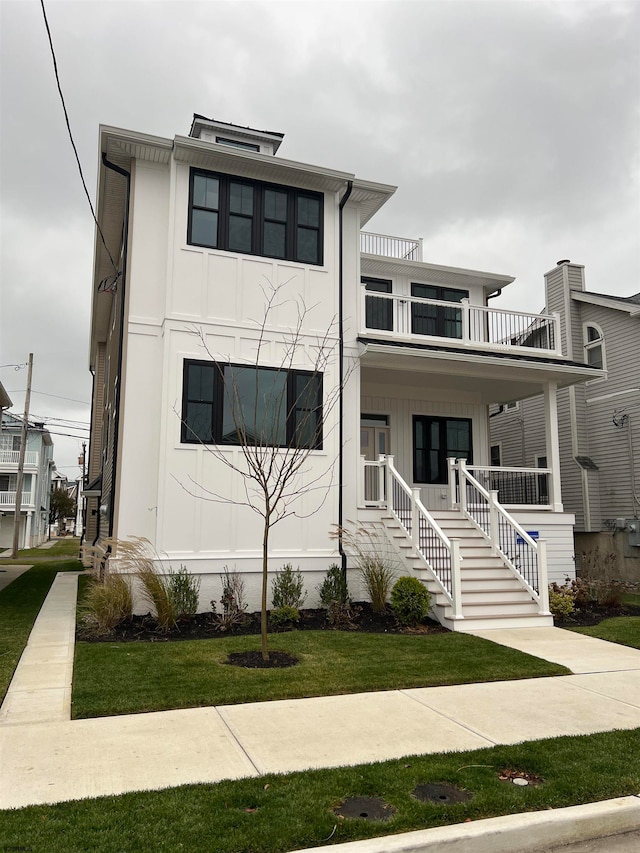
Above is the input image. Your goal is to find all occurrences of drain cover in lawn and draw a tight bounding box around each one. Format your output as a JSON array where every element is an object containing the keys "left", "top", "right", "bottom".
[
  {"left": 412, "top": 783, "right": 473, "bottom": 804},
  {"left": 334, "top": 796, "right": 396, "bottom": 822}
]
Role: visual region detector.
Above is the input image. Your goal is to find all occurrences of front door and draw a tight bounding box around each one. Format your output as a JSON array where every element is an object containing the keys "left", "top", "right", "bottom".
[{"left": 361, "top": 416, "right": 390, "bottom": 503}]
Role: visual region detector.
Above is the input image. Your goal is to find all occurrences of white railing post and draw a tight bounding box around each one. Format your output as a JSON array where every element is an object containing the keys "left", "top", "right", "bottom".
[
  {"left": 411, "top": 488, "right": 421, "bottom": 550},
  {"left": 461, "top": 299, "right": 470, "bottom": 344},
  {"left": 450, "top": 539, "right": 463, "bottom": 619},
  {"left": 489, "top": 490, "right": 500, "bottom": 555},
  {"left": 378, "top": 454, "right": 386, "bottom": 507},
  {"left": 385, "top": 455, "right": 394, "bottom": 512},
  {"left": 359, "top": 455, "right": 366, "bottom": 506},
  {"left": 538, "top": 539, "right": 550, "bottom": 614},
  {"left": 448, "top": 458, "right": 458, "bottom": 508},
  {"left": 459, "top": 459, "right": 468, "bottom": 514},
  {"left": 552, "top": 312, "right": 562, "bottom": 355},
  {"left": 361, "top": 284, "right": 367, "bottom": 332}
]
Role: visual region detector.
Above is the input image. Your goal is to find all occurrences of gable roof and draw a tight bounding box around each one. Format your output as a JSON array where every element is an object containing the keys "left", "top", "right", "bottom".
[{"left": 571, "top": 290, "right": 640, "bottom": 316}]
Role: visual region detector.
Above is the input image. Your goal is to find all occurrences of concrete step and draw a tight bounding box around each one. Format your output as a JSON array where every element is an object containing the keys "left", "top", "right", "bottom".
[{"left": 459, "top": 590, "right": 536, "bottom": 606}]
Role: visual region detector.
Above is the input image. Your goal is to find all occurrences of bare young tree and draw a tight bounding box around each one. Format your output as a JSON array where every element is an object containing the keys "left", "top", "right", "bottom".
[{"left": 177, "top": 281, "right": 349, "bottom": 660}]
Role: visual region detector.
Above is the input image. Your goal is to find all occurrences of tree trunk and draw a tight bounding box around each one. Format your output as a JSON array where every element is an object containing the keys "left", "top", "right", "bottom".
[{"left": 261, "top": 518, "right": 270, "bottom": 660}]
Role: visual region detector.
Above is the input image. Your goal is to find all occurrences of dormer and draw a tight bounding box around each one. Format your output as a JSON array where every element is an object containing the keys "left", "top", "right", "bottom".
[{"left": 189, "top": 114, "right": 284, "bottom": 156}]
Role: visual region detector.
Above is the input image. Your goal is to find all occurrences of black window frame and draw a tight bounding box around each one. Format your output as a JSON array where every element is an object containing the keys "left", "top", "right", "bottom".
[
  {"left": 362, "top": 276, "right": 393, "bottom": 331},
  {"left": 188, "top": 169, "right": 324, "bottom": 265},
  {"left": 181, "top": 359, "right": 323, "bottom": 450},
  {"left": 413, "top": 415, "right": 473, "bottom": 485},
  {"left": 410, "top": 283, "right": 468, "bottom": 339}
]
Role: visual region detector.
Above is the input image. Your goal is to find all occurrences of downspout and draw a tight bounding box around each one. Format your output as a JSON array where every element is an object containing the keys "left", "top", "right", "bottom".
[
  {"left": 101, "top": 153, "right": 131, "bottom": 541},
  {"left": 338, "top": 180, "right": 353, "bottom": 578}
]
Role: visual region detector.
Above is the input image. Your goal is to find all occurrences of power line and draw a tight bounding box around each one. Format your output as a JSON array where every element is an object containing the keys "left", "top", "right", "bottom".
[
  {"left": 31, "top": 414, "right": 90, "bottom": 426},
  {"left": 39, "top": 0, "right": 119, "bottom": 276},
  {"left": 7, "top": 389, "right": 89, "bottom": 405}
]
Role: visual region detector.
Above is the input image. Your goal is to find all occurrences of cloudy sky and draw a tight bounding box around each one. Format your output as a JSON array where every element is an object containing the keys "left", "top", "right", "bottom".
[{"left": 1, "top": 0, "right": 638, "bottom": 477}]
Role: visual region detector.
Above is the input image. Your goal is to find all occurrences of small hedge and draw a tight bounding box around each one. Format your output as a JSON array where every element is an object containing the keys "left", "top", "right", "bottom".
[{"left": 390, "top": 576, "right": 431, "bottom": 626}]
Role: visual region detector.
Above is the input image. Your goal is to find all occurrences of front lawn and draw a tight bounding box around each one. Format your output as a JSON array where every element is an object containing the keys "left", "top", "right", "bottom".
[
  {"left": 571, "top": 616, "right": 640, "bottom": 650},
  {"left": 1, "top": 728, "right": 639, "bottom": 853},
  {"left": 73, "top": 630, "right": 568, "bottom": 719},
  {"left": 0, "top": 537, "right": 80, "bottom": 564},
  {"left": 0, "top": 557, "right": 83, "bottom": 701}
]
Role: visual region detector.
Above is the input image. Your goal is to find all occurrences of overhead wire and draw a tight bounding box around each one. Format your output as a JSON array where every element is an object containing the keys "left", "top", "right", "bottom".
[{"left": 39, "top": 0, "right": 120, "bottom": 278}]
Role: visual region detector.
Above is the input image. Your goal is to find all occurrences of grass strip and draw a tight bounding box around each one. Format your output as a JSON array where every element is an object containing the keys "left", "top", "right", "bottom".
[
  {"left": 0, "top": 537, "right": 80, "bottom": 564},
  {"left": 571, "top": 616, "right": 640, "bottom": 650},
  {"left": 1, "top": 728, "right": 639, "bottom": 853},
  {"left": 0, "top": 555, "right": 83, "bottom": 701},
  {"left": 73, "top": 630, "right": 568, "bottom": 719}
]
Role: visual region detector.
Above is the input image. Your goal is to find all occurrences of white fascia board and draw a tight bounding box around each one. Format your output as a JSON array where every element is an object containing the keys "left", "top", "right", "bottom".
[
  {"left": 360, "top": 254, "right": 515, "bottom": 290},
  {"left": 359, "top": 342, "right": 602, "bottom": 384},
  {"left": 571, "top": 291, "right": 640, "bottom": 315},
  {"left": 100, "top": 125, "right": 174, "bottom": 161},
  {"left": 173, "top": 135, "right": 354, "bottom": 188}
]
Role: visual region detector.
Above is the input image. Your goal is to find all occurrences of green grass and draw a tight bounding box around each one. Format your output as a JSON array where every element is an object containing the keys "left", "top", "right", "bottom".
[
  {"left": 73, "top": 630, "right": 568, "bottom": 719},
  {"left": 0, "top": 556, "right": 83, "bottom": 701},
  {"left": 571, "top": 616, "right": 640, "bottom": 650},
  {"left": 623, "top": 592, "right": 640, "bottom": 607},
  {"left": 0, "top": 537, "right": 80, "bottom": 564},
  {"left": 1, "top": 728, "right": 639, "bottom": 852}
]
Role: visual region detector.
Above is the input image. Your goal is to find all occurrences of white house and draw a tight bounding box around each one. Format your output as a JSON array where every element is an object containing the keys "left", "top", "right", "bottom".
[
  {"left": 0, "top": 411, "right": 54, "bottom": 549},
  {"left": 86, "top": 117, "right": 601, "bottom": 630}
]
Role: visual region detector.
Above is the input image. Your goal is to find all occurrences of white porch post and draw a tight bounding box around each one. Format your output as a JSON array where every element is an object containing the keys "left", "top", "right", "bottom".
[
  {"left": 378, "top": 454, "right": 386, "bottom": 507},
  {"left": 359, "top": 455, "right": 366, "bottom": 507},
  {"left": 461, "top": 299, "right": 470, "bottom": 344},
  {"left": 24, "top": 510, "right": 33, "bottom": 549},
  {"left": 543, "top": 381, "right": 564, "bottom": 512},
  {"left": 448, "top": 458, "right": 458, "bottom": 509}
]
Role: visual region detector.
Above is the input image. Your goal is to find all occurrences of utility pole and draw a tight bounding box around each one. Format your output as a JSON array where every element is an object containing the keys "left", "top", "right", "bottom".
[
  {"left": 75, "top": 442, "right": 86, "bottom": 538},
  {"left": 12, "top": 353, "right": 33, "bottom": 559}
]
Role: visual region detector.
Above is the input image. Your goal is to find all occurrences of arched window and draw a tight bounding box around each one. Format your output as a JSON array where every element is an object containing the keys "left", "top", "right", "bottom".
[{"left": 583, "top": 323, "right": 605, "bottom": 371}]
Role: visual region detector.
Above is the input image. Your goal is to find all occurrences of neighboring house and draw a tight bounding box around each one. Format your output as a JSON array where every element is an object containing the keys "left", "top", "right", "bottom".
[
  {"left": 86, "top": 117, "right": 601, "bottom": 630},
  {"left": 50, "top": 472, "right": 79, "bottom": 534},
  {"left": 0, "top": 412, "right": 54, "bottom": 549},
  {"left": 491, "top": 262, "right": 640, "bottom": 581}
]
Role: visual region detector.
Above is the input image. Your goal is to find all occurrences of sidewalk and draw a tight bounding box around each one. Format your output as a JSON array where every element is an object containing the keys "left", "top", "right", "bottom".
[{"left": 1, "top": 572, "right": 640, "bottom": 831}]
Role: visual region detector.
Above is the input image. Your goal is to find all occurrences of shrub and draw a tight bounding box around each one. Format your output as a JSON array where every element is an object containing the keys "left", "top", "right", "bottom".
[
  {"left": 271, "top": 564, "right": 306, "bottom": 610},
  {"left": 317, "top": 564, "right": 357, "bottom": 628},
  {"left": 548, "top": 582, "right": 576, "bottom": 619},
  {"left": 168, "top": 566, "right": 200, "bottom": 620},
  {"left": 79, "top": 572, "right": 132, "bottom": 636},
  {"left": 358, "top": 557, "right": 396, "bottom": 613},
  {"left": 390, "top": 576, "right": 431, "bottom": 626},
  {"left": 213, "top": 566, "right": 248, "bottom": 632},
  {"left": 270, "top": 605, "right": 300, "bottom": 627}
]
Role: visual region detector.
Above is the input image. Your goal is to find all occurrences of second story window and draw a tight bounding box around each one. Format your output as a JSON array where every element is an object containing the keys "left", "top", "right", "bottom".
[
  {"left": 410, "top": 284, "right": 468, "bottom": 339},
  {"left": 362, "top": 277, "right": 393, "bottom": 331},
  {"left": 188, "top": 169, "right": 323, "bottom": 265},
  {"left": 584, "top": 323, "right": 605, "bottom": 370}
]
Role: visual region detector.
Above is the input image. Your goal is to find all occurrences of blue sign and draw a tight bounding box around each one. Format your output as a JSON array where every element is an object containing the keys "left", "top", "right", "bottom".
[{"left": 516, "top": 530, "right": 539, "bottom": 545}]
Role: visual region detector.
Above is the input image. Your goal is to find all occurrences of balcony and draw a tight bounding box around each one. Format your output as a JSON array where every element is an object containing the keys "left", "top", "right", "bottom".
[
  {"left": 0, "top": 450, "right": 39, "bottom": 468},
  {"left": 360, "top": 231, "right": 423, "bottom": 262},
  {"left": 0, "top": 491, "right": 34, "bottom": 509},
  {"left": 361, "top": 290, "right": 561, "bottom": 356}
]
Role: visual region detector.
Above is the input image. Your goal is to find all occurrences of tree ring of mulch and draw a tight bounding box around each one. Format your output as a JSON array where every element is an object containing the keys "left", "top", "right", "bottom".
[
  {"left": 225, "top": 651, "right": 298, "bottom": 669},
  {"left": 412, "top": 783, "right": 473, "bottom": 804},
  {"left": 334, "top": 796, "right": 396, "bottom": 822},
  {"left": 498, "top": 767, "right": 544, "bottom": 786}
]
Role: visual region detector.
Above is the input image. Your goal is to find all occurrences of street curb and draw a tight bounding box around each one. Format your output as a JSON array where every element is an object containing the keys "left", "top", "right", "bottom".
[{"left": 295, "top": 795, "right": 640, "bottom": 853}]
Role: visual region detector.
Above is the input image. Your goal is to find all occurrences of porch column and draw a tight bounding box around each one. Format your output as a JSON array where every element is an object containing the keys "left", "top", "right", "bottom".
[{"left": 543, "top": 381, "right": 563, "bottom": 512}]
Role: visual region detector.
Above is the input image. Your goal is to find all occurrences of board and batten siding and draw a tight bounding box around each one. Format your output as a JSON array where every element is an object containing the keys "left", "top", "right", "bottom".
[
  {"left": 361, "top": 381, "right": 488, "bottom": 510},
  {"left": 508, "top": 511, "right": 577, "bottom": 584}
]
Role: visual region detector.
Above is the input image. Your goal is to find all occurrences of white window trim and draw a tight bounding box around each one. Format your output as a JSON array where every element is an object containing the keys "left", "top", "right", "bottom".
[{"left": 583, "top": 321, "right": 606, "bottom": 380}]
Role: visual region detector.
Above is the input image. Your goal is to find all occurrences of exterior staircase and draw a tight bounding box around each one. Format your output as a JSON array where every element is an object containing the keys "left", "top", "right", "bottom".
[{"left": 379, "top": 507, "right": 553, "bottom": 632}]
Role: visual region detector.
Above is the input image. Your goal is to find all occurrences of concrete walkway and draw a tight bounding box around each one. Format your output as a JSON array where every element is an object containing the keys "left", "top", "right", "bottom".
[
  {"left": 1, "top": 573, "right": 640, "bottom": 817},
  {"left": 0, "top": 564, "right": 32, "bottom": 593}
]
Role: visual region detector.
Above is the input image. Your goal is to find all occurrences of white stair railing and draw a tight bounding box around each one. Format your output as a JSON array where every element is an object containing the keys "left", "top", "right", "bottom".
[
  {"left": 384, "top": 456, "right": 463, "bottom": 618},
  {"left": 448, "top": 459, "right": 550, "bottom": 613}
]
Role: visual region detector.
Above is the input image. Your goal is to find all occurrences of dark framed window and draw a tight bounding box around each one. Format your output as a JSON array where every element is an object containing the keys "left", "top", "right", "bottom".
[
  {"left": 188, "top": 169, "right": 323, "bottom": 265},
  {"left": 362, "top": 277, "right": 393, "bottom": 331},
  {"left": 410, "top": 284, "right": 468, "bottom": 339},
  {"left": 181, "top": 359, "right": 323, "bottom": 449},
  {"left": 413, "top": 415, "right": 472, "bottom": 484}
]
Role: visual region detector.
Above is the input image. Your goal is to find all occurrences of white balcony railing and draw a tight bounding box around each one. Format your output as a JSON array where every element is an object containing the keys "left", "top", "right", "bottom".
[
  {"left": 361, "top": 290, "right": 561, "bottom": 356},
  {"left": 0, "top": 450, "right": 39, "bottom": 467},
  {"left": 0, "top": 491, "right": 34, "bottom": 508},
  {"left": 360, "top": 231, "right": 423, "bottom": 262}
]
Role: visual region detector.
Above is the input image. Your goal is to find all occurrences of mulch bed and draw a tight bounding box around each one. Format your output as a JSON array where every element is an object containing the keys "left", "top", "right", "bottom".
[
  {"left": 554, "top": 603, "right": 640, "bottom": 628},
  {"left": 77, "top": 602, "right": 449, "bottom": 643}
]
